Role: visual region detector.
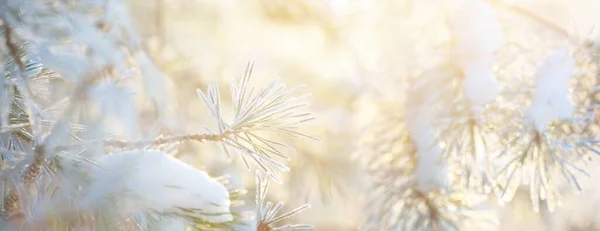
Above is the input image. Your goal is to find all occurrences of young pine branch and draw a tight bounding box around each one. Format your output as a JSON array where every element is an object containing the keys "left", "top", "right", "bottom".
[{"left": 93, "top": 62, "right": 316, "bottom": 183}]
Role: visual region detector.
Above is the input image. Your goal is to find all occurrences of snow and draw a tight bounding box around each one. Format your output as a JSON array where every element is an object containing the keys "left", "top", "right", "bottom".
[
  {"left": 414, "top": 142, "right": 449, "bottom": 192},
  {"left": 525, "top": 49, "right": 576, "bottom": 132},
  {"left": 84, "top": 150, "right": 232, "bottom": 223},
  {"left": 133, "top": 52, "right": 177, "bottom": 128},
  {"left": 450, "top": 0, "right": 503, "bottom": 107},
  {"left": 461, "top": 58, "right": 500, "bottom": 106},
  {"left": 406, "top": 104, "right": 449, "bottom": 192}
]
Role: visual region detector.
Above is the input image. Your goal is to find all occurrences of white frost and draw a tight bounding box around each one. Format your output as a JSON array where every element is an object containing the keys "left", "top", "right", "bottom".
[
  {"left": 525, "top": 49, "right": 576, "bottom": 132},
  {"left": 84, "top": 151, "right": 232, "bottom": 223}
]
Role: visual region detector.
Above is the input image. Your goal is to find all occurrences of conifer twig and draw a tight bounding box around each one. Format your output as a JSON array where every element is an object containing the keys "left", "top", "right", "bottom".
[
  {"left": 0, "top": 21, "right": 44, "bottom": 219},
  {"left": 103, "top": 131, "right": 234, "bottom": 148},
  {"left": 2, "top": 146, "right": 45, "bottom": 218},
  {"left": 0, "top": 21, "right": 109, "bottom": 217}
]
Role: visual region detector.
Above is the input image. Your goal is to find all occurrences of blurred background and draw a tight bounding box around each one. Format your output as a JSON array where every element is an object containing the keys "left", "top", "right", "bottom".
[{"left": 120, "top": 0, "right": 600, "bottom": 230}]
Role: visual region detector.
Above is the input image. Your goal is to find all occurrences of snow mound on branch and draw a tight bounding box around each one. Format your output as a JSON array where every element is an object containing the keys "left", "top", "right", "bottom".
[
  {"left": 461, "top": 58, "right": 500, "bottom": 106},
  {"left": 525, "top": 49, "right": 576, "bottom": 132},
  {"left": 84, "top": 150, "right": 232, "bottom": 223},
  {"left": 406, "top": 104, "right": 449, "bottom": 192},
  {"left": 450, "top": 0, "right": 503, "bottom": 107}
]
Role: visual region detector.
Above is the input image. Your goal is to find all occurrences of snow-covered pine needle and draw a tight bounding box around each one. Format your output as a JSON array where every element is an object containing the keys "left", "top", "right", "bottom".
[
  {"left": 412, "top": 0, "right": 503, "bottom": 195},
  {"left": 0, "top": 1, "right": 289, "bottom": 230},
  {"left": 364, "top": 175, "right": 497, "bottom": 231},
  {"left": 359, "top": 113, "right": 497, "bottom": 231},
  {"left": 0, "top": 35, "right": 63, "bottom": 219},
  {"left": 433, "top": 90, "right": 502, "bottom": 194},
  {"left": 492, "top": 49, "right": 600, "bottom": 213},
  {"left": 408, "top": 65, "right": 498, "bottom": 193}
]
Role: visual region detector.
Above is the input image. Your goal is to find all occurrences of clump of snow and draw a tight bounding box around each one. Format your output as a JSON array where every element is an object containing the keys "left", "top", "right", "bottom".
[
  {"left": 406, "top": 104, "right": 449, "bottom": 192},
  {"left": 525, "top": 49, "right": 576, "bottom": 132},
  {"left": 461, "top": 58, "right": 500, "bottom": 106},
  {"left": 414, "top": 142, "right": 449, "bottom": 192},
  {"left": 83, "top": 150, "right": 232, "bottom": 223},
  {"left": 450, "top": 0, "right": 503, "bottom": 108}
]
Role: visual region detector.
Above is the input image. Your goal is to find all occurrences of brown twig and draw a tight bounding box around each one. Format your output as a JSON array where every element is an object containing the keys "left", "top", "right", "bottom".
[{"left": 3, "top": 25, "right": 24, "bottom": 69}]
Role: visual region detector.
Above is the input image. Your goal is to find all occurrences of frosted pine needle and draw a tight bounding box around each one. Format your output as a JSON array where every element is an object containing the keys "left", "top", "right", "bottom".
[
  {"left": 362, "top": 145, "right": 497, "bottom": 231},
  {"left": 438, "top": 115, "right": 496, "bottom": 194},
  {"left": 364, "top": 177, "right": 497, "bottom": 231},
  {"left": 254, "top": 171, "right": 314, "bottom": 231},
  {"left": 405, "top": 66, "right": 497, "bottom": 193},
  {"left": 196, "top": 62, "right": 316, "bottom": 181},
  {"left": 420, "top": 0, "right": 503, "bottom": 194}
]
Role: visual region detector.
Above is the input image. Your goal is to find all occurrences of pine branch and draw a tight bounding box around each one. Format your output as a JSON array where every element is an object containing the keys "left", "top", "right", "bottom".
[
  {"left": 0, "top": 24, "right": 110, "bottom": 218},
  {"left": 0, "top": 20, "right": 46, "bottom": 219},
  {"left": 254, "top": 171, "right": 313, "bottom": 231},
  {"left": 193, "top": 62, "right": 316, "bottom": 181}
]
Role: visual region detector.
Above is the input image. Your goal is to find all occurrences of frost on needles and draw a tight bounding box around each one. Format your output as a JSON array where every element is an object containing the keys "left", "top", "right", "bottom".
[{"left": 0, "top": 1, "right": 316, "bottom": 230}]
